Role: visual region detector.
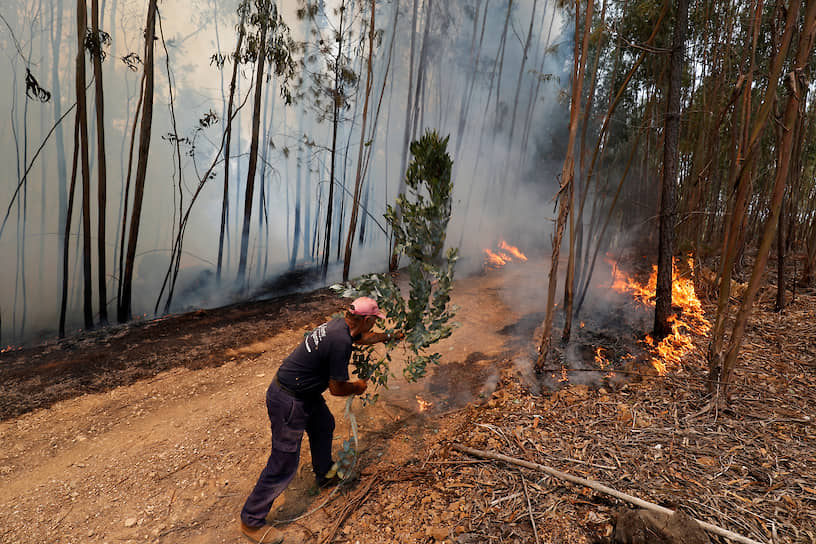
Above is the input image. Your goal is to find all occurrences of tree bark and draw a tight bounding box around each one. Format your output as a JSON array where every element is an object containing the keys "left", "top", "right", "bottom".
[
  {"left": 707, "top": 0, "right": 798, "bottom": 385},
  {"left": 535, "top": 0, "right": 593, "bottom": 372},
  {"left": 715, "top": 0, "right": 816, "bottom": 400},
  {"left": 237, "top": 7, "right": 269, "bottom": 286},
  {"left": 91, "top": 0, "right": 108, "bottom": 324},
  {"left": 118, "top": 0, "right": 158, "bottom": 323},
  {"left": 216, "top": 5, "right": 247, "bottom": 284},
  {"left": 76, "top": 0, "right": 94, "bottom": 329},
  {"left": 653, "top": 0, "right": 690, "bottom": 339},
  {"left": 343, "top": 0, "right": 376, "bottom": 281}
]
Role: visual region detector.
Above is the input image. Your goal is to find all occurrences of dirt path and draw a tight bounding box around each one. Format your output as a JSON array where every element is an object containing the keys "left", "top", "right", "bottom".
[{"left": 0, "top": 263, "right": 545, "bottom": 544}]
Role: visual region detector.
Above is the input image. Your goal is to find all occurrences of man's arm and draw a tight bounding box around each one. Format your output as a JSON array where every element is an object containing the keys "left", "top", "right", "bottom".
[
  {"left": 328, "top": 378, "right": 367, "bottom": 397},
  {"left": 354, "top": 330, "right": 405, "bottom": 346}
]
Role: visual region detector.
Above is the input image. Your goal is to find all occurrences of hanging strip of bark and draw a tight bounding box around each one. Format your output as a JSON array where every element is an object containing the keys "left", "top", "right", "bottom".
[
  {"left": 535, "top": 0, "right": 593, "bottom": 372},
  {"left": 452, "top": 444, "right": 764, "bottom": 544}
]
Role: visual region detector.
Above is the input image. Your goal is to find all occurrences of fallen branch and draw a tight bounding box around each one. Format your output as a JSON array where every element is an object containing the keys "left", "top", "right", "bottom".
[{"left": 452, "top": 443, "right": 765, "bottom": 544}]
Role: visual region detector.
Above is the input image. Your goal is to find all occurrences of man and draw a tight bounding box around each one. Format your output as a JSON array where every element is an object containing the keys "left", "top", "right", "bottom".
[{"left": 239, "top": 296, "right": 399, "bottom": 544}]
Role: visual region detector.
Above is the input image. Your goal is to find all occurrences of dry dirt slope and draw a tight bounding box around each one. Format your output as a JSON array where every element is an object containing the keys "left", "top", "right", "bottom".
[{"left": 0, "top": 264, "right": 535, "bottom": 544}]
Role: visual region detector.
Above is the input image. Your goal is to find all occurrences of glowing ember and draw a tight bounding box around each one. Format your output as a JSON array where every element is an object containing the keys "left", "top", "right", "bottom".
[
  {"left": 483, "top": 241, "right": 528, "bottom": 270},
  {"left": 610, "top": 259, "right": 710, "bottom": 375},
  {"left": 1, "top": 345, "right": 20, "bottom": 353},
  {"left": 416, "top": 395, "right": 433, "bottom": 412}
]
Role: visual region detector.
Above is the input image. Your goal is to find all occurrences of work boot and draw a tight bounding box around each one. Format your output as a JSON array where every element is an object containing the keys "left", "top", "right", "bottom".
[{"left": 239, "top": 520, "right": 284, "bottom": 544}]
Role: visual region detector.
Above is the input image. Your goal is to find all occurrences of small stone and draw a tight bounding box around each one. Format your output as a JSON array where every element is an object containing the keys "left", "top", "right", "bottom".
[{"left": 124, "top": 518, "right": 138, "bottom": 528}]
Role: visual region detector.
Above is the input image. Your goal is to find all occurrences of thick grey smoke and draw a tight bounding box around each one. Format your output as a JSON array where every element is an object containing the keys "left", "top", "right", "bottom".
[{"left": 0, "top": 0, "right": 569, "bottom": 345}]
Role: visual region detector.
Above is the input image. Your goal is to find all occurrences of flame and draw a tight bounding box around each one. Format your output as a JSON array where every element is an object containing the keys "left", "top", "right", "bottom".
[
  {"left": 594, "top": 347, "right": 610, "bottom": 369},
  {"left": 483, "top": 241, "right": 528, "bottom": 270},
  {"left": 610, "top": 258, "right": 710, "bottom": 375},
  {"left": 416, "top": 395, "right": 432, "bottom": 413},
  {"left": 1, "top": 345, "right": 20, "bottom": 353},
  {"left": 499, "top": 241, "right": 528, "bottom": 261}
]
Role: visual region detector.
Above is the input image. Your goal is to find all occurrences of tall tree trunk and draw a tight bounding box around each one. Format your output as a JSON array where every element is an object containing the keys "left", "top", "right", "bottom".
[
  {"left": 535, "top": 0, "right": 593, "bottom": 372},
  {"left": 118, "top": 0, "right": 158, "bottom": 323},
  {"left": 507, "top": 0, "right": 537, "bottom": 147},
  {"left": 653, "top": 0, "right": 690, "bottom": 339},
  {"left": 391, "top": 0, "right": 420, "bottom": 272},
  {"left": 91, "top": 0, "right": 108, "bottom": 324},
  {"left": 712, "top": 0, "right": 815, "bottom": 400},
  {"left": 216, "top": 7, "right": 247, "bottom": 284},
  {"left": 237, "top": 11, "right": 268, "bottom": 286},
  {"left": 76, "top": 0, "right": 94, "bottom": 329},
  {"left": 343, "top": 0, "right": 376, "bottom": 281},
  {"left": 60, "top": 117, "right": 81, "bottom": 337},
  {"left": 707, "top": 0, "right": 798, "bottom": 383},
  {"left": 51, "top": 0, "right": 68, "bottom": 294},
  {"left": 322, "top": 1, "right": 346, "bottom": 278}
]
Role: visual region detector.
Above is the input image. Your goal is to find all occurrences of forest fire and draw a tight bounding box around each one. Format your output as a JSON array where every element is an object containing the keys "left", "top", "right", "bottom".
[
  {"left": 610, "top": 259, "right": 710, "bottom": 375},
  {"left": 483, "top": 241, "right": 528, "bottom": 270}
]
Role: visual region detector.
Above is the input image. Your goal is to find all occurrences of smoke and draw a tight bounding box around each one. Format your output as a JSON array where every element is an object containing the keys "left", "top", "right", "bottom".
[{"left": 0, "top": 0, "right": 571, "bottom": 346}]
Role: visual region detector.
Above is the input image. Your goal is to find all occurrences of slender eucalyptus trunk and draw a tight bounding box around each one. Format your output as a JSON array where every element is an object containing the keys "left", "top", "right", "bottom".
[
  {"left": 118, "top": 0, "right": 158, "bottom": 323},
  {"left": 654, "top": 0, "right": 690, "bottom": 339},
  {"left": 536, "top": 0, "right": 593, "bottom": 372},
  {"left": 91, "top": 0, "right": 108, "bottom": 324},
  {"left": 343, "top": 0, "right": 376, "bottom": 281},
  {"left": 76, "top": 0, "right": 94, "bottom": 329}
]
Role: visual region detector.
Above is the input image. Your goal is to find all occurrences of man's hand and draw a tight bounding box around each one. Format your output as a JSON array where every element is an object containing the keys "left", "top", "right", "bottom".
[
  {"left": 354, "top": 379, "right": 368, "bottom": 395},
  {"left": 329, "top": 378, "right": 368, "bottom": 397}
]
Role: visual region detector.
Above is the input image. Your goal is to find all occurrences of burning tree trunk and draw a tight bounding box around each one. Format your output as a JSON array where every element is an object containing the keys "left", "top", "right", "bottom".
[
  {"left": 653, "top": 0, "right": 689, "bottom": 339},
  {"left": 536, "top": 0, "right": 593, "bottom": 373},
  {"left": 712, "top": 0, "right": 816, "bottom": 400}
]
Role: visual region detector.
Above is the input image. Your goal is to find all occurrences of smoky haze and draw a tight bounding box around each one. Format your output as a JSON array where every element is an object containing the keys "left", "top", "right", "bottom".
[{"left": 0, "top": 0, "right": 573, "bottom": 347}]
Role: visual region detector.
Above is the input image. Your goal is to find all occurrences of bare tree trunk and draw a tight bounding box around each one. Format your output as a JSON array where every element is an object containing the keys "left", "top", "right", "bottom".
[
  {"left": 322, "top": 1, "right": 346, "bottom": 278},
  {"left": 237, "top": 10, "right": 269, "bottom": 286},
  {"left": 90, "top": 0, "right": 108, "bottom": 324},
  {"left": 343, "top": 0, "right": 376, "bottom": 281},
  {"left": 216, "top": 7, "right": 246, "bottom": 284},
  {"left": 76, "top": 0, "right": 94, "bottom": 329},
  {"left": 653, "top": 0, "right": 690, "bottom": 339},
  {"left": 713, "top": 0, "right": 814, "bottom": 400},
  {"left": 535, "top": 0, "right": 593, "bottom": 373},
  {"left": 60, "top": 117, "right": 81, "bottom": 338},
  {"left": 707, "top": 0, "right": 798, "bottom": 384},
  {"left": 391, "top": 0, "right": 420, "bottom": 272},
  {"left": 118, "top": 0, "right": 158, "bottom": 323},
  {"left": 507, "top": 0, "right": 537, "bottom": 147},
  {"left": 51, "top": 0, "right": 69, "bottom": 289}
]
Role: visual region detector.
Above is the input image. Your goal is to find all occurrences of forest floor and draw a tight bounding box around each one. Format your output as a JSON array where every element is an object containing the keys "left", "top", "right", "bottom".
[{"left": 1, "top": 256, "right": 815, "bottom": 544}]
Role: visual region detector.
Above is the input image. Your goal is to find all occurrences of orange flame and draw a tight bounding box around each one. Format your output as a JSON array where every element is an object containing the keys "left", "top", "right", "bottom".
[
  {"left": 484, "top": 241, "right": 528, "bottom": 269},
  {"left": 416, "top": 395, "right": 433, "bottom": 413},
  {"left": 611, "top": 258, "right": 710, "bottom": 375},
  {"left": 499, "top": 241, "right": 528, "bottom": 261}
]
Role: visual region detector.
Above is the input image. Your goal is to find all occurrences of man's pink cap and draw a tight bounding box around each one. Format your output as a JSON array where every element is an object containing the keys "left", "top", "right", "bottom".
[{"left": 350, "top": 296, "right": 386, "bottom": 319}]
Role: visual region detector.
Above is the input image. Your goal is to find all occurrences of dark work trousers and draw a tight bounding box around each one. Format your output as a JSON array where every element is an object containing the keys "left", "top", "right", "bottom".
[{"left": 240, "top": 380, "right": 335, "bottom": 527}]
